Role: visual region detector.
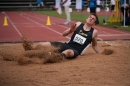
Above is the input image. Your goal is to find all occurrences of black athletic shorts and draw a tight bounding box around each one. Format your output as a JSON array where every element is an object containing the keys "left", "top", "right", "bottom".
[{"left": 50, "top": 41, "right": 80, "bottom": 59}]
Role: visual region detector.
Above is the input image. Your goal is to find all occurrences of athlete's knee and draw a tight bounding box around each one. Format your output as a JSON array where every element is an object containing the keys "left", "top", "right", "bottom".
[
  {"left": 39, "top": 42, "right": 51, "bottom": 46},
  {"left": 62, "top": 49, "right": 74, "bottom": 59},
  {"left": 34, "top": 42, "right": 51, "bottom": 49}
]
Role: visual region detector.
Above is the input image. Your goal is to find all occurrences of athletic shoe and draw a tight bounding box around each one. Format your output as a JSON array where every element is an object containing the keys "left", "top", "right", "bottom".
[{"left": 63, "top": 21, "right": 70, "bottom": 25}]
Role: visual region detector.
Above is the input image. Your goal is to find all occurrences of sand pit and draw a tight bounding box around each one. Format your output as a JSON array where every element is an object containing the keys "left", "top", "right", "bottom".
[{"left": 0, "top": 40, "right": 130, "bottom": 86}]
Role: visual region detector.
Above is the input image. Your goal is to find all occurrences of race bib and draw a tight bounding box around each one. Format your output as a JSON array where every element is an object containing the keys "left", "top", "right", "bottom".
[{"left": 73, "top": 34, "right": 86, "bottom": 45}]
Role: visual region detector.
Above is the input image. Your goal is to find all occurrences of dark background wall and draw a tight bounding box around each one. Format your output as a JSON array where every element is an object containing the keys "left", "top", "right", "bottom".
[{"left": 0, "top": 0, "right": 111, "bottom": 11}]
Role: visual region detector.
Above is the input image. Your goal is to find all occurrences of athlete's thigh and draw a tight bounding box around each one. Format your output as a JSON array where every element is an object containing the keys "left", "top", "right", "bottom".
[
  {"left": 62, "top": 49, "right": 74, "bottom": 58},
  {"left": 62, "top": 49, "right": 79, "bottom": 59}
]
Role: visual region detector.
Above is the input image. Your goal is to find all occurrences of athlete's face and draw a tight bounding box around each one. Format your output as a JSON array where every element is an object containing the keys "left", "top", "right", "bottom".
[{"left": 86, "top": 15, "right": 96, "bottom": 25}]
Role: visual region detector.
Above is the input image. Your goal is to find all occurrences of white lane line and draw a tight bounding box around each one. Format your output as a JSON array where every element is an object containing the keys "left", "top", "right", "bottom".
[
  {"left": 16, "top": 26, "right": 43, "bottom": 27},
  {"left": 99, "top": 34, "right": 130, "bottom": 36},
  {"left": 4, "top": 12, "right": 22, "bottom": 36},
  {"left": 21, "top": 15, "right": 70, "bottom": 39},
  {"left": 97, "top": 38, "right": 103, "bottom": 40},
  {"left": 13, "top": 23, "right": 33, "bottom": 24},
  {"left": 27, "top": 14, "right": 69, "bottom": 29},
  {"left": 95, "top": 26, "right": 130, "bottom": 34}
]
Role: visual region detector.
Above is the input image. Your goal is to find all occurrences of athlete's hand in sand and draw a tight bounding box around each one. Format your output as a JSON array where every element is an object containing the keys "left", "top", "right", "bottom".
[{"left": 70, "top": 23, "right": 76, "bottom": 32}]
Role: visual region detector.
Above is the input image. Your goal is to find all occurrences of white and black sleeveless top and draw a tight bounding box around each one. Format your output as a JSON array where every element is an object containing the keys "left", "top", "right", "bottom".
[{"left": 67, "top": 23, "right": 94, "bottom": 55}]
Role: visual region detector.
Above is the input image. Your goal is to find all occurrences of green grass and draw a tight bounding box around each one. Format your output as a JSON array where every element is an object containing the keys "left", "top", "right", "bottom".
[{"left": 36, "top": 10, "right": 130, "bottom": 31}]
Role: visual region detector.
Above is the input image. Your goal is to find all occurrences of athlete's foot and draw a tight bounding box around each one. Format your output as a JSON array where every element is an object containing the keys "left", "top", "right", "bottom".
[{"left": 21, "top": 36, "right": 33, "bottom": 51}]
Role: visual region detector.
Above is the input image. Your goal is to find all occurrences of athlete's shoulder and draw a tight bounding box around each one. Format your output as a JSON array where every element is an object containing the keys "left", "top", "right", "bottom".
[
  {"left": 75, "top": 21, "right": 81, "bottom": 25},
  {"left": 75, "top": 22, "right": 83, "bottom": 27}
]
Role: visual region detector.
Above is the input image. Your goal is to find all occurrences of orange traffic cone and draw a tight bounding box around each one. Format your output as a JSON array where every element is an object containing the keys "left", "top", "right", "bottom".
[
  {"left": 3, "top": 17, "right": 8, "bottom": 26},
  {"left": 46, "top": 16, "right": 51, "bottom": 25}
]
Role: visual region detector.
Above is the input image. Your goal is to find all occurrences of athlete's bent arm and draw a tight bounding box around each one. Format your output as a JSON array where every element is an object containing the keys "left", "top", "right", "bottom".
[
  {"left": 91, "top": 30, "right": 101, "bottom": 53},
  {"left": 62, "top": 23, "right": 77, "bottom": 36},
  {"left": 62, "top": 28, "right": 72, "bottom": 36},
  {"left": 62, "top": 22, "right": 81, "bottom": 36}
]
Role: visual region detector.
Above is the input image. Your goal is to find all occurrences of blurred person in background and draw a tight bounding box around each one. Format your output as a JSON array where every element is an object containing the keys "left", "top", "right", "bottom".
[
  {"left": 100, "top": 0, "right": 105, "bottom": 9},
  {"left": 54, "top": 0, "right": 62, "bottom": 15},
  {"left": 97, "top": 0, "right": 101, "bottom": 8},
  {"left": 37, "top": 0, "right": 44, "bottom": 7},
  {"left": 61, "top": 0, "right": 71, "bottom": 25},
  {"left": 120, "top": 0, "right": 129, "bottom": 18},
  {"left": 110, "top": 0, "right": 115, "bottom": 12},
  {"left": 76, "top": 0, "right": 82, "bottom": 12}
]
